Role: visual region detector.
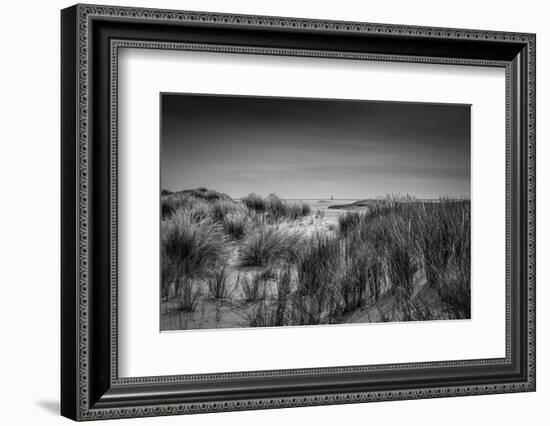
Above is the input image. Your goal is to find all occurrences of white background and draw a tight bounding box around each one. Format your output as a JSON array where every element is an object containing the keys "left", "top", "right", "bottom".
[
  {"left": 0, "top": 0, "right": 547, "bottom": 425},
  {"left": 119, "top": 50, "right": 506, "bottom": 376}
]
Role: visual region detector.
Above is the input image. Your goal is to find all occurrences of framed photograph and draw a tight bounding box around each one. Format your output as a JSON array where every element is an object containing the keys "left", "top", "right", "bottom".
[{"left": 61, "top": 4, "right": 536, "bottom": 421}]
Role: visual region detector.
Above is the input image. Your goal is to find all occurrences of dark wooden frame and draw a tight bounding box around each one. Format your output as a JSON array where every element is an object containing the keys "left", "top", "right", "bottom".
[{"left": 61, "top": 4, "right": 536, "bottom": 421}]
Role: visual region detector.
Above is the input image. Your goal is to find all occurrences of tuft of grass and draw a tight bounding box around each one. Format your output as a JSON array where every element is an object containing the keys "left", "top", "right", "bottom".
[
  {"left": 242, "top": 193, "right": 266, "bottom": 212},
  {"left": 174, "top": 277, "right": 201, "bottom": 313},
  {"left": 207, "top": 266, "right": 232, "bottom": 300},
  {"left": 382, "top": 216, "right": 417, "bottom": 300},
  {"left": 161, "top": 187, "right": 233, "bottom": 218},
  {"left": 272, "top": 265, "right": 292, "bottom": 326},
  {"left": 411, "top": 199, "right": 470, "bottom": 289},
  {"left": 337, "top": 211, "right": 364, "bottom": 237},
  {"left": 241, "top": 272, "right": 268, "bottom": 302},
  {"left": 406, "top": 300, "right": 438, "bottom": 322},
  {"left": 186, "top": 199, "right": 213, "bottom": 222},
  {"left": 438, "top": 255, "right": 470, "bottom": 319},
  {"left": 239, "top": 225, "right": 303, "bottom": 267},
  {"left": 182, "top": 187, "right": 232, "bottom": 201},
  {"left": 338, "top": 244, "right": 368, "bottom": 313},
  {"left": 295, "top": 232, "right": 340, "bottom": 295},
  {"left": 245, "top": 301, "right": 278, "bottom": 327},
  {"left": 223, "top": 210, "right": 251, "bottom": 240},
  {"left": 287, "top": 202, "right": 305, "bottom": 220},
  {"left": 161, "top": 194, "right": 209, "bottom": 220},
  {"left": 161, "top": 187, "right": 240, "bottom": 222},
  {"left": 266, "top": 193, "right": 287, "bottom": 221},
  {"left": 288, "top": 232, "right": 341, "bottom": 325},
  {"left": 243, "top": 193, "right": 311, "bottom": 222},
  {"left": 364, "top": 244, "right": 383, "bottom": 303},
  {"left": 161, "top": 210, "right": 228, "bottom": 296},
  {"left": 161, "top": 196, "right": 178, "bottom": 218},
  {"left": 209, "top": 199, "right": 239, "bottom": 223},
  {"left": 288, "top": 289, "right": 340, "bottom": 326}
]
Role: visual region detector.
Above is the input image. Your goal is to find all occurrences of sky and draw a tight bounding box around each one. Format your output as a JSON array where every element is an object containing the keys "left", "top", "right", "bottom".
[{"left": 161, "top": 93, "right": 470, "bottom": 199}]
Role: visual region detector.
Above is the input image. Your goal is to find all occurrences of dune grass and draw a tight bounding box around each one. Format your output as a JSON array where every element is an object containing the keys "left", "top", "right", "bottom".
[
  {"left": 438, "top": 255, "right": 471, "bottom": 319},
  {"left": 240, "top": 271, "right": 269, "bottom": 302},
  {"left": 207, "top": 265, "right": 232, "bottom": 300},
  {"left": 238, "top": 224, "right": 303, "bottom": 267},
  {"left": 337, "top": 210, "right": 364, "bottom": 237},
  {"left": 161, "top": 188, "right": 471, "bottom": 327},
  {"left": 288, "top": 232, "right": 341, "bottom": 324},
  {"left": 223, "top": 210, "right": 251, "bottom": 240},
  {"left": 244, "top": 193, "right": 311, "bottom": 222},
  {"left": 245, "top": 301, "right": 279, "bottom": 327},
  {"left": 161, "top": 209, "right": 228, "bottom": 297},
  {"left": 242, "top": 192, "right": 266, "bottom": 212},
  {"left": 173, "top": 277, "right": 201, "bottom": 313},
  {"left": 334, "top": 197, "right": 471, "bottom": 320},
  {"left": 273, "top": 266, "right": 292, "bottom": 325},
  {"left": 245, "top": 264, "right": 294, "bottom": 327}
]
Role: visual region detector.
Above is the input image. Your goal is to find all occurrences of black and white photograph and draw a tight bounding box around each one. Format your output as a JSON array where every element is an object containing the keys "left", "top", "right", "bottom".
[{"left": 160, "top": 93, "right": 471, "bottom": 331}]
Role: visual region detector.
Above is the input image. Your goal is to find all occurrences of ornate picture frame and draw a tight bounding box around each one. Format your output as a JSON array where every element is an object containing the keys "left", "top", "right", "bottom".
[{"left": 61, "top": 4, "right": 535, "bottom": 421}]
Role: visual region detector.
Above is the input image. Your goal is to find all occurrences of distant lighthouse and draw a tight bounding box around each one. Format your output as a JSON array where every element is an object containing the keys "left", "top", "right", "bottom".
[{"left": 330, "top": 195, "right": 334, "bottom": 200}]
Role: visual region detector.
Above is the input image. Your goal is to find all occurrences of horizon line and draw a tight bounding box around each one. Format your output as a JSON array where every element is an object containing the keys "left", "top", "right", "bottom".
[{"left": 161, "top": 188, "right": 471, "bottom": 201}]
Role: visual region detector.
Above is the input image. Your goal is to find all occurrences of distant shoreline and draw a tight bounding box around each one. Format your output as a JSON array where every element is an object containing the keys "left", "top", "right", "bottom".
[
  {"left": 161, "top": 189, "right": 469, "bottom": 206},
  {"left": 327, "top": 198, "right": 470, "bottom": 210}
]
